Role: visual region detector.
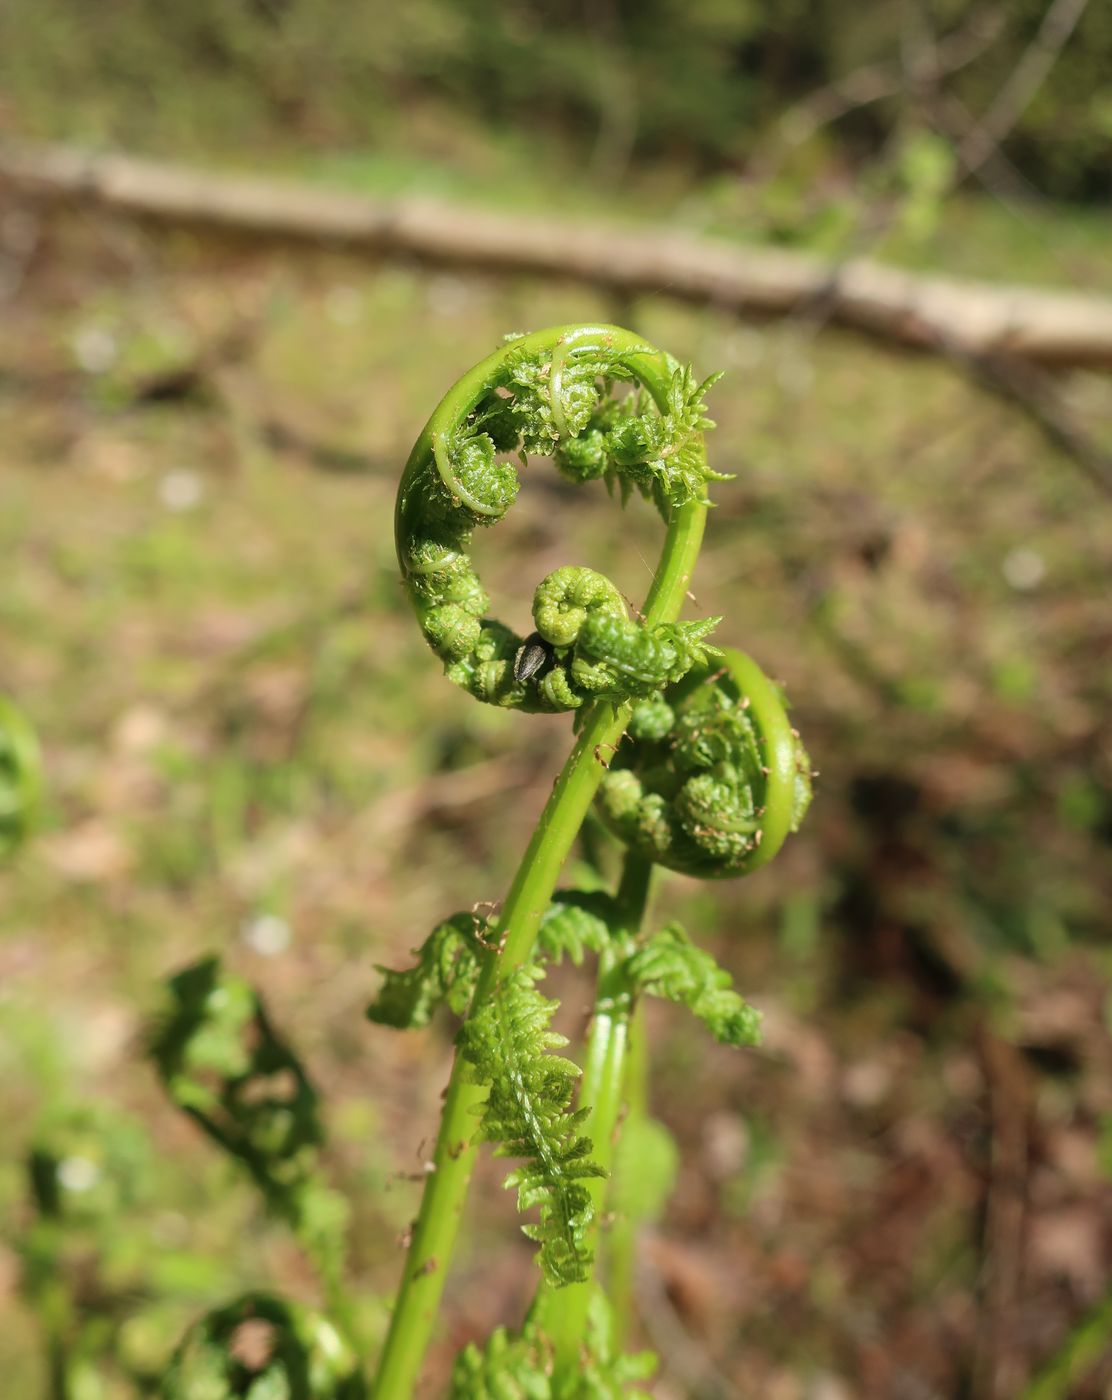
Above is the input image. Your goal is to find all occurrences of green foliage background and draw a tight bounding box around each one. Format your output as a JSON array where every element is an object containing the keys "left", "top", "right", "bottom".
[{"left": 2, "top": 0, "right": 1111, "bottom": 196}]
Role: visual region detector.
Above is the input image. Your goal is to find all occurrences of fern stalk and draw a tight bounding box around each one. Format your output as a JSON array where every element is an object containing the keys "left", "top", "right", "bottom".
[
  {"left": 604, "top": 998, "right": 649, "bottom": 1352},
  {"left": 541, "top": 854, "right": 653, "bottom": 1385},
  {"left": 372, "top": 325, "right": 809, "bottom": 1396},
  {"left": 370, "top": 423, "right": 708, "bottom": 1397}
]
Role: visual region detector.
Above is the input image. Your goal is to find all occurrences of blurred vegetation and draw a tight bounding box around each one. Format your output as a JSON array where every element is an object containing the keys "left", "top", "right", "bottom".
[
  {"left": 0, "top": 0, "right": 1111, "bottom": 1396},
  {"left": 2, "top": 0, "right": 1111, "bottom": 199}
]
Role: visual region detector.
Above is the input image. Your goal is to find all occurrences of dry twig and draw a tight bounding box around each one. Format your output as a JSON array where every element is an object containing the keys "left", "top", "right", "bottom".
[{"left": 3, "top": 144, "right": 1112, "bottom": 372}]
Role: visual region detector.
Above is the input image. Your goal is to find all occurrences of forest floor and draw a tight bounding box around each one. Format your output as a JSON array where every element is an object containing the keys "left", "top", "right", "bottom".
[{"left": 1, "top": 176, "right": 1111, "bottom": 1397}]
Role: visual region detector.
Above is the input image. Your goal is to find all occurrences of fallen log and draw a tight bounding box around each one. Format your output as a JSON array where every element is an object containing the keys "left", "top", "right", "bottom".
[{"left": 2, "top": 143, "right": 1111, "bottom": 372}]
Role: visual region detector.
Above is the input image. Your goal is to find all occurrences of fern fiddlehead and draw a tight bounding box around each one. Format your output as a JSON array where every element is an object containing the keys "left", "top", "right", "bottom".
[
  {"left": 371, "top": 325, "right": 812, "bottom": 1398},
  {"left": 598, "top": 647, "right": 813, "bottom": 878},
  {"left": 372, "top": 325, "right": 720, "bottom": 1400},
  {"left": 395, "top": 324, "right": 725, "bottom": 713}
]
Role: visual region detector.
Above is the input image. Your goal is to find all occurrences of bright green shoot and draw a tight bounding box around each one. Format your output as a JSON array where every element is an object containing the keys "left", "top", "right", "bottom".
[
  {"left": 15, "top": 326, "right": 812, "bottom": 1399},
  {"left": 371, "top": 324, "right": 812, "bottom": 1396}
]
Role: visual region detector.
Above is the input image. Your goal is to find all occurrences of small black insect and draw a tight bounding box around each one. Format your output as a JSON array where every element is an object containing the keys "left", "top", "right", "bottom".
[{"left": 513, "top": 631, "right": 552, "bottom": 683}]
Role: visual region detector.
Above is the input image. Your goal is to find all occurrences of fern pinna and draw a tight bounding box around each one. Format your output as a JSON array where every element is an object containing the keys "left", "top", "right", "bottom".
[
  {"left": 459, "top": 964, "right": 604, "bottom": 1287},
  {"left": 369, "top": 325, "right": 813, "bottom": 1397}
]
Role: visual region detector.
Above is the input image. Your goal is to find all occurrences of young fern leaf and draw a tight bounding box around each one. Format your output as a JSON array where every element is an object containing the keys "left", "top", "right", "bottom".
[
  {"left": 602, "top": 365, "right": 731, "bottom": 514},
  {"left": 450, "top": 1325, "right": 554, "bottom": 1400},
  {"left": 538, "top": 890, "right": 617, "bottom": 966},
  {"left": 449, "top": 1291, "right": 656, "bottom": 1399},
  {"left": 367, "top": 896, "right": 613, "bottom": 1031},
  {"left": 573, "top": 612, "right": 722, "bottom": 700},
  {"left": 366, "top": 912, "right": 485, "bottom": 1029},
  {"left": 458, "top": 965, "right": 605, "bottom": 1286},
  {"left": 578, "top": 1289, "right": 658, "bottom": 1399},
  {"left": 626, "top": 923, "right": 762, "bottom": 1047}
]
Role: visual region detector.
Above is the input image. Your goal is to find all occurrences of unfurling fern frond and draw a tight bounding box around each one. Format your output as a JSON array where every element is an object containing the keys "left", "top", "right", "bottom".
[
  {"left": 626, "top": 924, "right": 762, "bottom": 1047},
  {"left": 596, "top": 647, "right": 813, "bottom": 878},
  {"left": 396, "top": 324, "right": 727, "bottom": 713},
  {"left": 366, "top": 912, "right": 486, "bottom": 1029},
  {"left": 372, "top": 326, "right": 810, "bottom": 1399},
  {"left": 458, "top": 966, "right": 605, "bottom": 1286}
]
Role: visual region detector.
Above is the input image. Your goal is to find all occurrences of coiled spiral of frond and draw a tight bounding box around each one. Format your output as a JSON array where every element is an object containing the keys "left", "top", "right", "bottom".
[
  {"left": 0, "top": 695, "right": 41, "bottom": 858},
  {"left": 595, "top": 648, "right": 813, "bottom": 878},
  {"left": 159, "top": 1293, "right": 364, "bottom": 1399},
  {"left": 395, "top": 325, "right": 728, "bottom": 712}
]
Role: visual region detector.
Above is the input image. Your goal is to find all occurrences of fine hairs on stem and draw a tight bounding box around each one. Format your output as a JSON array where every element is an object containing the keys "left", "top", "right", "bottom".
[{"left": 369, "top": 324, "right": 813, "bottom": 1397}]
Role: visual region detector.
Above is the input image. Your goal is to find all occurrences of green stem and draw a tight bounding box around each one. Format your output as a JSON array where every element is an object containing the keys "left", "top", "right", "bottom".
[
  {"left": 605, "top": 996, "right": 649, "bottom": 1352},
  {"left": 544, "top": 854, "right": 653, "bottom": 1385},
  {"left": 370, "top": 502, "right": 706, "bottom": 1400}
]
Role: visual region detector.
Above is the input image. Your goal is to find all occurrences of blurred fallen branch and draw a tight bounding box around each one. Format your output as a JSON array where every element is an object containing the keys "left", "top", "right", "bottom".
[
  {"left": 3, "top": 144, "right": 1112, "bottom": 371},
  {"left": 937, "top": 341, "right": 1112, "bottom": 497}
]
